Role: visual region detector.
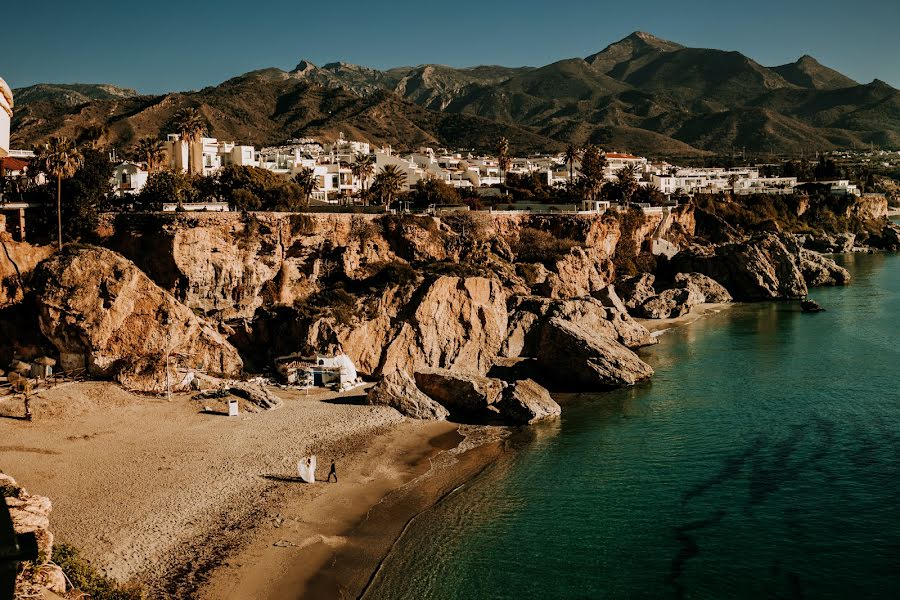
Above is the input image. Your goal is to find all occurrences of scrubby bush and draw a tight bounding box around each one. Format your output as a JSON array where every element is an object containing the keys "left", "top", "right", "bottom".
[
  {"left": 513, "top": 227, "right": 582, "bottom": 267},
  {"left": 53, "top": 544, "right": 144, "bottom": 600}
]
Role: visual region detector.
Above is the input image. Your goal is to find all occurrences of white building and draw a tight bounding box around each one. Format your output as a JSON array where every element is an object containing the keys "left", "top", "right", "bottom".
[
  {"left": 165, "top": 135, "right": 256, "bottom": 176},
  {"left": 0, "top": 77, "right": 12, "bottom": 158},
  {"left": 650, "top": 168, "right": 797, "bottom": 196},
  {"left": 111, "top": 162, "right": 149, "bottom": 196}
]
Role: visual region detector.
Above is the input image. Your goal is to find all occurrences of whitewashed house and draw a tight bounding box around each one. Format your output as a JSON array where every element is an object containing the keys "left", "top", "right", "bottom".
[{"left": 111, "top": 162, "right": 149, "bottom": 196}]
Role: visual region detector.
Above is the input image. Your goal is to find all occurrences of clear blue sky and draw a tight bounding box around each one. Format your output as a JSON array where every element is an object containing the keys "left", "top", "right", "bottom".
[{"left": 4, "top": 0, "right": 899, "bottom": 93}]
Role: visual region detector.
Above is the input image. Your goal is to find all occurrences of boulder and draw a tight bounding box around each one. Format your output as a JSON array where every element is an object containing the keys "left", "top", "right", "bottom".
[
  {"left": 501, "top": 295, "right": 655, "bottom": 358},
  {"left": 799, "top": 249, "right": 851, "bottom": 287},
  {"left": 379, "top": 276, "right": 507, "bottom": 376},
  {"left": 229, "top": 383, "right": 283, "bottom": 410},
  {"left": 673, "top": 272, "right": 733, "bottom": 303},
  {"left": 367, "top": 371, "right": 449, "bottom": 420},
  {"left": 637, "top": 288, "right": 695, "bottom": 319},
  {"left": 2, "top": 473, "right": 66, "bottom": 595},
  {"left": 871, "top": 222, "right": 900, "bottom": 251},
  {"left": 497, "top": 379, "right": 561, "bottom": 424},
  {"left": 536, "top": 317, "right": 654, "bottom": 389},
  {"left": 805, "top": 232, "right": 856, "bottom": 254},
  {"left": 414, "top": 368, "right": 505, "bottom": 415},
  {"left": 31, "top": 246, "right": 243, "bottom": 390},
  {"left": 671, "top": 234, "right": 807, "bottom": 301},
  {"left": 616, "top": 273, "right": 657, "bottom": 310}
]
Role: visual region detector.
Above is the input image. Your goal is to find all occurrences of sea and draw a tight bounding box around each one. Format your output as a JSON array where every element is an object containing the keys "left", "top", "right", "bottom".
[{"left": 365, "top": 251, "right": 900, "bottom": 599}]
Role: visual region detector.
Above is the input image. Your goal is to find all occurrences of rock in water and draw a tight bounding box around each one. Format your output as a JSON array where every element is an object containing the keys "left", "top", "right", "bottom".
[
  {"left": 673, "top": 272, "right": 733, "bottom": 303},
  {"left": 32, "top": 246, "right": 243, "bottom": 390},
  {"left": 367, "top": 370, "right": 449, "bottom": 420},
  {"left": 497, "top": 379, "right": 561, "bottom": 424},
  {"left": 379, "top": 276, "right": 507, "bottom": 376},
  {"left": 799, "top": 249, "right": 851, "bottom": 287},
  {"left": 671, "top": 234, "right": 808, "bottom": 301},
  {"left": 536, "top": 317, "right": 654, "bottom": 389},
  {"left": 414, "top": 368, "right": 505, "bottom": 416}
]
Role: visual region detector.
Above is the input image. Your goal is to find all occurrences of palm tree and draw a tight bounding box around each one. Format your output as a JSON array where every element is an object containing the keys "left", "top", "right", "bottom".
[
  {"left": 360, "top": 154, "right": 376, "bottom": 203},
  {"left": 293, "top": 167, "right": 317, "bottom": 209},
  {"left": 135, "top": 137, "right": 167, "bottom": 173},
  {"left": 727, "top": 173, "right": 740, "bottom": 193},
  {"left": 373, "top": 164, "right": 405, "bottom": 210},
  {"left": 497, "top": 136, "right": 510, "bottom": 188},
  {"left": 563, "top": 144, "right": 580, "bottom": 185},
  {"left": 34, "top": 136, "right": 83, "bottom": 250},
  {"left": 579, "top": 144, "right": 607, "bottom": 202},
  {"left": 617, "top": 164, "right": 641, "bottom": 207},
  {"left": 173, "top": 107, "right": 206, "bottom": 175}
]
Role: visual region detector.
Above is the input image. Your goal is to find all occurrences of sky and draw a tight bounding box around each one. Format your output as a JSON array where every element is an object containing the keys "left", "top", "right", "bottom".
[{"left": 3, "top": 0, "right": 900, "bottom": 93}]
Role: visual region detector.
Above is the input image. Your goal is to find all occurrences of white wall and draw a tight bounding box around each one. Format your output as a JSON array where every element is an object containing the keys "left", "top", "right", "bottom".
[{"left": 0, "top": 78, "right": 12, "bottom": 157}]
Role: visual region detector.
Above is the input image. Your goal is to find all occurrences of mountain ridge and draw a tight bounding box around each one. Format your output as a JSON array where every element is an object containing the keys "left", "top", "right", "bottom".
[{"left": 10, "top": 32, "right": 899, "bottom": 156}]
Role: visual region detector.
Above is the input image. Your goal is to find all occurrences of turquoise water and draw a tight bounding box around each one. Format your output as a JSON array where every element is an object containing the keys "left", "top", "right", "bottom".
[{"left": 366, "top": 252, "right": 900, "bottom": 600}]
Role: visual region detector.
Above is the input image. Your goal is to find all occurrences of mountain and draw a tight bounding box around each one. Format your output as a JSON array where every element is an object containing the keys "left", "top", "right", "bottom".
[
  {"left": 10, "top": 32, "right": 900, "bottom": 157},
  {"left": 771, "top": 55, "right": 858, "bottom": 90},
  {"left": 12, "top": 83, "right": 139, "bottom": 107}
]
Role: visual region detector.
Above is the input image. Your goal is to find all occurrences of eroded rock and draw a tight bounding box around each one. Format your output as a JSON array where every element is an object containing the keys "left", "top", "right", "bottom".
[
  {"left": 536, "top": 317, "right": 654, "bottom": 389},
  {"left": 366, "top": 371, "right": 449, "bottom": 420},
  {"left": 799, "top": 249, "right": 852, "bottom": 287},
  {"left": 673, "top": 272, "right": 733, "bottom": 304},
  {"left": 414, "top": 368, "right": 505, "bottom": 415},
  {"left": 497, "top": 379, "right": 560, "bottom": 424},
  {"left": 31, "top": 246, "right": 243, "bottom": 390}
]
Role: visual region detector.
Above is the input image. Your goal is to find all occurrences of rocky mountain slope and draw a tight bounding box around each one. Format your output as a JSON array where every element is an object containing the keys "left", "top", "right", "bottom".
[{"left": 11, "top": 32, "right": 899, "bottom": 155}]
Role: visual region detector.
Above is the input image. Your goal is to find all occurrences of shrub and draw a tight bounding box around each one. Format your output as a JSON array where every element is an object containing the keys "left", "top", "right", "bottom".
[
  {"left": 52, "top": 543, "right": 144, "bottom": 600},
  {"left": 513, "top": 227, "right": 581, "bottom": 267}
]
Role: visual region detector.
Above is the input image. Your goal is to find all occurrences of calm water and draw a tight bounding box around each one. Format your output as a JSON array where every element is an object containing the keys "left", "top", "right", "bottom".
[{"left": 366, "top": 252, "right": 900, "bottom": 600}]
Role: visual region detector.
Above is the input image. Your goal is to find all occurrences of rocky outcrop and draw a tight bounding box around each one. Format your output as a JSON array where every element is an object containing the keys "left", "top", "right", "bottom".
[
  {"left": 671, "top": 234, "right": 808, "bottom": 301},
  {"left": 496, "top": 379, "right": 560, "bottom": 424},
  {"left": 536, "top": 317, "right": 654, "bottom": 389},
  {"left": 0, "top": 239, "right": 55, "bottom": 308},
  {"left": 637, "top": 288, "right": 695, "bottom": 319},
  {"left": 379, "top": 276, "right": 507, "bottom": 376},
  {"left": 2, "top": 473, "right": 67, "bottom": 596},
  {"left": 799, "top": 249, "right": 851, "bottom": 287},
  {"left": 501, "top": 294, "right": 655, "bottom": 358},
  {"left": 871, "top": 222, "right": 900, "bottom": 251},
  {"left": 616, "top": 273, "right": 657, "bottom": 310},
  {"left": 366, "top": 371, "right": 449, "bottom": 420},
  {"left": 673, "top": 272, "right": 733, "bottom": 303},
  {"left": 31, "top": 246, "right": 242, "bottom": 391},
  {"left": 229, "top": 383, "right": 283, "bottom": 410},
  {"left": 414, "top": 368, "right": 505, "bottom": 415},
  {"left": 804, "top": 232, "right": 856, "bottom": 254}
]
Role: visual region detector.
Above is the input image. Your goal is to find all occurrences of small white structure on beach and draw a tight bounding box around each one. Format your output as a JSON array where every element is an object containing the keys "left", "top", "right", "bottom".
[
  {"left": 275, "top": 353, "right": 360, "bottom": 391},
  {"left": 297, "top": 455, "right": 316, "bottom": 483}
]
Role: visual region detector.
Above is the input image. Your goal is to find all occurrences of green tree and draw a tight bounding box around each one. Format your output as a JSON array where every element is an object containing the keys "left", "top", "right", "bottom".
[
  {"left": 563, "top": 144, "right": 580, "bottom": 186},
  {"left": 137, "top": 170, "right": 197, "bottom": 210},
  {"left": 173, "top": 107, "right": 206, "bottom": 175},
  {"left": 292, "top": 167, "right": 317, "bottom": 209},
  {"left": 497, "top": 136, "right": 511, "bottom": 188},
  {"left": 578, "top": 144, "right": 607, "bottom": 202},
  {"left": 135, "top": 137, "right": 167, "bottom": 173},
  {"left": 409, "top": 177, "right": 460, "bottom": 207},
  {"left": 616, "top": 164, "right": 641, "bottom": 206},
  {"left": 34, "top": 136, "right": 83, "bottom": 250},
  {"left": 372, "top": 164, "right": 405, "bottom": 209}
]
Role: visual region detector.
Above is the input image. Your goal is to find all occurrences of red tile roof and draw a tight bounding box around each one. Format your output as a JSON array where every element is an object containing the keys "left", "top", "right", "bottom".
[
  {"left": 606, "top": 153, "right": 642, "bottom": 159},
  {"left": 0, "top": 156, "right": 30, "bottom": 172}
]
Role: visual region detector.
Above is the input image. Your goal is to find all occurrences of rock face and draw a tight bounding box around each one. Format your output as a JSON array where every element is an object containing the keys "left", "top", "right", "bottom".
[
  {"left": 501, "top": 294, "right": 655, "bottom": 358},
  {"left": 804, "top": 232, "right": 856, "bottom": 254},
  {"left": 673, "top": 272, "right": 733, "bottom": 303},
  {"left": 496, "top": 379, "right": 561, "bottom": 424},
  {"left": 616, "top": 273, "right": 657, "bottom": 310},
  {"left": 2, "top": 473, "right": 67, "bottom": 596},
  {"left": 671, "top": 234, "right": 808, "bottom": 301},
  {"left": 414, "top": 368, "right": 505, "bottom": 415},
  {"left": 873, "top": 222, "right": 900, "bottom": 251},
  {"left": 799, "top": 249, "right": 852, "bottom": 287},
  {"left": 0, "top": 239, "right": 55, "bottom": 308},
  {"left": 380, "top": 276, "right": 507, "bottom": 376},
  {"left": 536, "top": 317, "right": 654, "bottom": 389},
  {"left": 31, "top": 246, "right": 243, "bottom": 391},
  {"left": 637, "top": 288, "right": 695, "bottom": 319},
  {"left": 366, "top": 370, "right": 449, "bottom": 420}
]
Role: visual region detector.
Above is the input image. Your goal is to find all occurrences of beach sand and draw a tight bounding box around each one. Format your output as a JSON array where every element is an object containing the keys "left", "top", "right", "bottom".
[
  {"left": 637, "top": 302, "right": 733, "bottom": 334},
  {"left": 0, "top": 381, "right": 505, "bottom": 598}
]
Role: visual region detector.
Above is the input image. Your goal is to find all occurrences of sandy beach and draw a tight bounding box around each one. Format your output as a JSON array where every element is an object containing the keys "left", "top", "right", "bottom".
[{"left": 0, "top": 381, "right": 506, "bottom": 598}]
